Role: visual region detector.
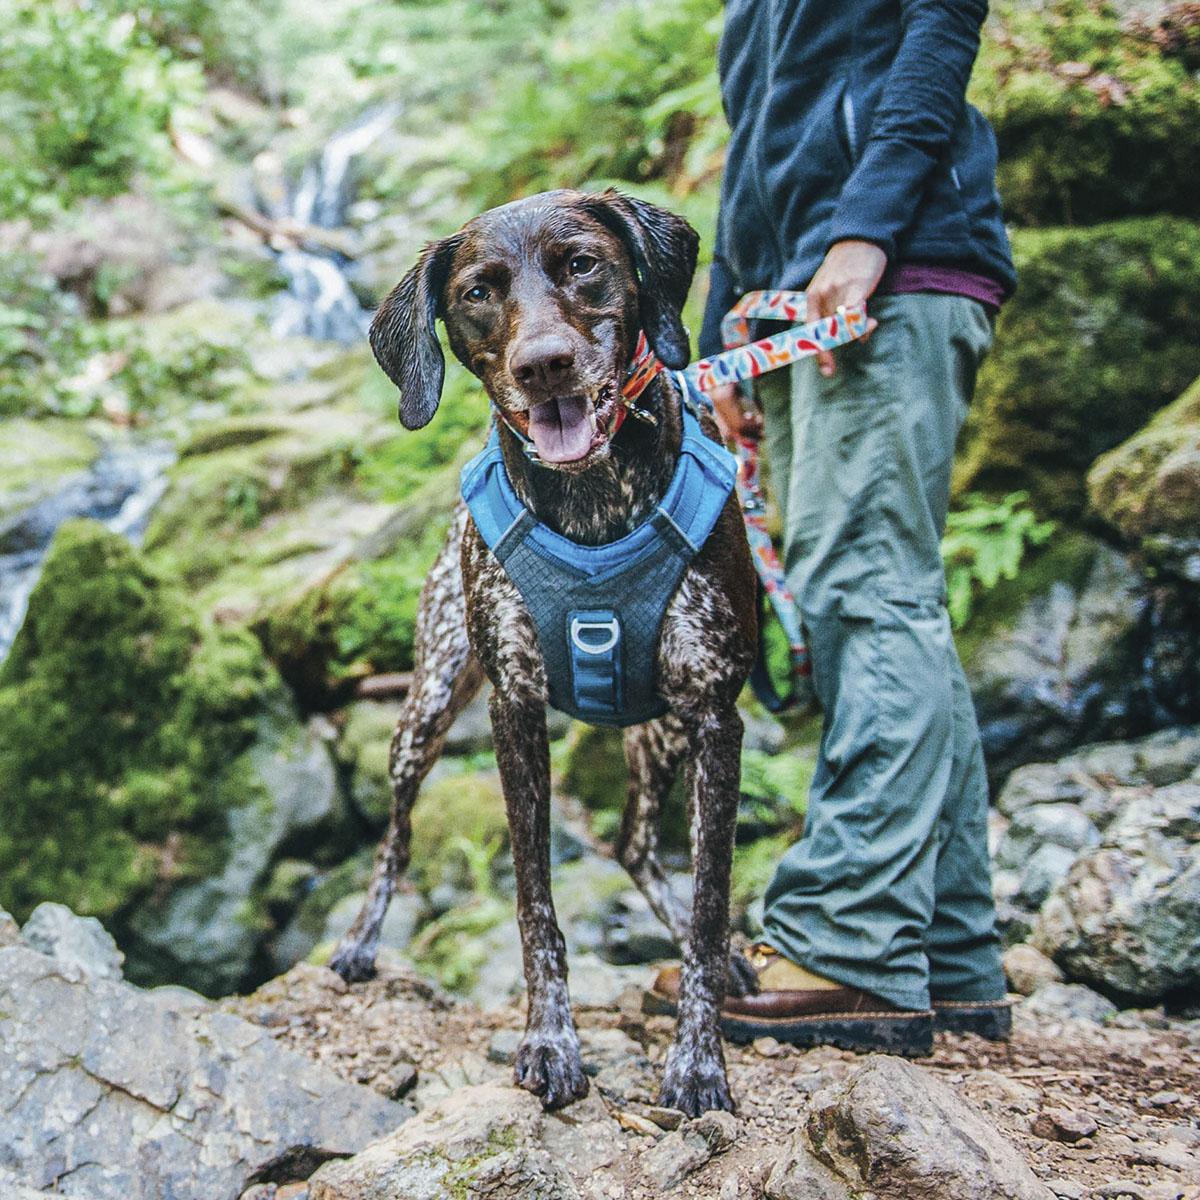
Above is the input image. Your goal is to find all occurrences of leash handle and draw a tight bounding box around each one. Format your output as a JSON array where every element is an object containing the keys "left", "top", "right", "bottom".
[{"left": 682, "top": 290, "right": 870, "bottom": 394}]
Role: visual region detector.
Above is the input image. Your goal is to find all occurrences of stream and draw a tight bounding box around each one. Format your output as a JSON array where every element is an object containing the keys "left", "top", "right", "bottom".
[
  {"left": 0, "top": 441, "right": 175, "bottom": 661},
  {"left": 0, "top": 107, "right": 392, "bottom": 662},
  {"left": 266, "top": 103, "right": 398, "bottom": 344}
]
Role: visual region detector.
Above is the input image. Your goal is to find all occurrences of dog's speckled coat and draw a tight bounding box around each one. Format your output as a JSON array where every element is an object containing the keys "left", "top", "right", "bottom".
[{"left": 329, "top": 189, "right": 757, "bottom": 1116}]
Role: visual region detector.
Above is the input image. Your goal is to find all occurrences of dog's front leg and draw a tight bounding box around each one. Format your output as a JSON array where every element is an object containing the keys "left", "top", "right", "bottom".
[
  {"left": 659, "top": 703, "right": 742, "bottom": 1117},
  {"left": 489, "top": 690, "right": 589, "bottom": 1110}
]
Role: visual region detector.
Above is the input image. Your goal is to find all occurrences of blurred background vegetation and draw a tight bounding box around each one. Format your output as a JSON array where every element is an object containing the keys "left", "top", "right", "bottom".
[{"left": 1, "top": 0, "right": 1198, "bottom": 998}]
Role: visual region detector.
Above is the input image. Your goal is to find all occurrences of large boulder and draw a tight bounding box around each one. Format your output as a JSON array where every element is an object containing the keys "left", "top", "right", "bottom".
[
  {"left": 965, "top": 538, "right": 1199, "bottom": 781},
  {"left": 309, "top": 1081, "right": 619, "bottom": 1200},
  {"left": 1089, "top": 375, "right": 1200, "bottom": 584},
  {"left": 0, "top": 520, "right": 347, "bottom": 995},
  {"left": 955, "top": 218, "right": 1200, "bottom": 521},
  {"left": 987, "top": 726, "right": 1200, "bottom": 1001},
  {"left": 1033, "top": 779, "right": 1200, "bottom": 1002},
  {"left": 972, "top": 0, "right": 1200, "bottom": 227},
  {"left": 0, "top": 941, "right": 408, "bottom": 1200},
  {"left": 764, "top": 1055, "right": 1052, "bottom": 1200}
]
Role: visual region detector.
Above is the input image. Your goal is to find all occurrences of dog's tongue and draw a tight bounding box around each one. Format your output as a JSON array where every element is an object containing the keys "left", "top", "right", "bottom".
[{"left": 527, "top": 396, "right": 594, "bottom": 463}]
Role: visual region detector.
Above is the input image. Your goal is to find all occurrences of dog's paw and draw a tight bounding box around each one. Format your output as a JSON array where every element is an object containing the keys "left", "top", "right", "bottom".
[
  {"left": 327, "top": 939, "right": 378, "bottom": 984},
  {"left": 726, "top": 950, "right": 758, "bottom": 998},
  {"left": 514, "top": 1033, "right": 589, "bottom": 1111},
  {"left": 659, "top": 1040, "right": 735, "bottom": 1117}
]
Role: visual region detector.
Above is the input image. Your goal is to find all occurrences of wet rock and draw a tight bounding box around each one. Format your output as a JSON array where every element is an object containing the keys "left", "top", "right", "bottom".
[
  {"left": 1089, "top": 376, "right": 1200, "bottom": 585},
  {"left": 126, "top": 707, "right": 343, "bottom": 995},
  {"left": 308, "top": 1081, "right": 617, "bottom": 1199},
  {"left": 20, "top": 902, "right": 124, "bottom": 980},
  {"left": 966, "top": 541, "right": 1154, "bottom": 784},
  {"left": 1019, "top": 982, "right": 1118, "bottom": 1025},
  {"left": 0, "top": 943, "right": 407, "bottom": 1200},
  {"left": 765, "top": 1055, "right": 1053, "bottom": 1200},
  {"left": 1032, "top": 781, "right": 1200, "bottom": 1001},
  {"left": 1004, "top": 944, "right": 1064, "bottom": 996}
]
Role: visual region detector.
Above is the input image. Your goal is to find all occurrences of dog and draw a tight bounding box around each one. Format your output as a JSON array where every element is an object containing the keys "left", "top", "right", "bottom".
[{"left": 329, "top": 188, "right": 757, "bottom": 1116}]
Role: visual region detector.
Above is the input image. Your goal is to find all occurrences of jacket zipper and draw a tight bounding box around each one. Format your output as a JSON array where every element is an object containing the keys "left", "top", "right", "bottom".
[{"left": 841, "top": 90, "right": 859, "bottom": 161}]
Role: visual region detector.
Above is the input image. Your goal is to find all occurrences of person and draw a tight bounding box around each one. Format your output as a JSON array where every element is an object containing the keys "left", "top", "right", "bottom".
[{"left": 649, "top": 0, "right": 1016, "bottom": 1055}]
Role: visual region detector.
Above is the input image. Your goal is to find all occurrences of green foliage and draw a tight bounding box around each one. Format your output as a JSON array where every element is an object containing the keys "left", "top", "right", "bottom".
[
  {"left": 731, "top": 833, "right": 791, "bottom": 912},
  {"left": 974, "top": 0, "right": 1200, "bottom": 225},
  {"left": 0, "top": 0, "right": 198, "bottom": 220},
  {"left": 958, "top": 217, "right": 1200, "bottom": 519},
  {"left": 0, "top": 255, "right": 92, "bottom": 418},
  {"left": 739, "top": 748, "right": 811, "bottom": 822},
  {"left": 461, "top": 0, "right": 724, "bottom": 205},
  {"left": 942, "top": 492, "right": 1056, "bottom": 628},
  {"left": 0, "top": 520, "right": 280, "bottom": 923},
  {"left": 332, "top": 518, "right": 456, "bottom": 674}
]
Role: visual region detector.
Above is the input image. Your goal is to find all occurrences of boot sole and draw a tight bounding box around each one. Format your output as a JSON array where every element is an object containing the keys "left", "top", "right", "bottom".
[
  {"left": 643, "top": 989, "right": 934, "bottom": 1057},
  {"left": 932, "top": 1001, "right": 1012, "bottom": 1041}
]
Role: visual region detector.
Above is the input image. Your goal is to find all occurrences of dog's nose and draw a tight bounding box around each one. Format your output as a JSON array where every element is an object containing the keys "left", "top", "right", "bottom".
[{"left": 509, "top": 334, "right": 576, "bottom": 391}]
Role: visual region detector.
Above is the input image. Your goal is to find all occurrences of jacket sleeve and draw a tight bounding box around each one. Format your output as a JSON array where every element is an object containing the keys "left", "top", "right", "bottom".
[
  {"left": 698, "top": 252, "right": 738, "bottom": 358},
  {"left": 827, "top": 0, "right": 987, "bottom": 260}
]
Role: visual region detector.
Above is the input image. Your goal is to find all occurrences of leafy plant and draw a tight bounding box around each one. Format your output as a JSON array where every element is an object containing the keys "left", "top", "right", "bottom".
[
  {"left": 942, "top": 491, "right": 1056, "bottom": 627},
  {"left": 0, "top": 1, "right": 199, "bottom": 220}
]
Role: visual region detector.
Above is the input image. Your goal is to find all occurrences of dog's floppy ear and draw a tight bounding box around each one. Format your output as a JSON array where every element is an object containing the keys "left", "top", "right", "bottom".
[
  {"left": 369, "top": 235, "right": 461, "bottom": 430},
  {"left": 583, "top": 189, "right": 699, "bottom": 370}
]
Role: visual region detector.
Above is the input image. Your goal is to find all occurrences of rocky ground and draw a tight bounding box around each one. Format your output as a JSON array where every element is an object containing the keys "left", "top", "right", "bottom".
[{"left": 3, "top": 901, "right": 1198, "bottom": 1200}]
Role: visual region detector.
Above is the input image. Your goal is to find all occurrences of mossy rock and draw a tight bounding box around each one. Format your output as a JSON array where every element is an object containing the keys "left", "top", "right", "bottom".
[
  {"left": 409, "top": 772, "right": 510, "bottom": 896},
  {"left": 956, "top": 217, "right": 1200, "bottom": 521},
  {"left": 974, "top": 0, "right": 1200, "bottom": 225},
  {"left": 336, "top": 699, "right": 400, "bottom": 824},
  {"left": 1088, "top": 375, "right": 1200, "bottom": 580},
  {"left": 0, "top": 519, "right": 278, "bottom": 925}
]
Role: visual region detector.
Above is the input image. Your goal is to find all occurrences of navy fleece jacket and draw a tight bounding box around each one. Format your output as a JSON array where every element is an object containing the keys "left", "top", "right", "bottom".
[{"left": 698, "top": 0, "right": 1015, "bottom": 356}]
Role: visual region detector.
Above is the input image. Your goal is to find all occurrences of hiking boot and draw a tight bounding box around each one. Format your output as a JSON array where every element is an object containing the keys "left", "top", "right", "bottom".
[
  {"left": 932, "top": 997, "right": 1013, "bottom": 1041},
  {"left": 644, "top": 944, "right": 933, "bottom": 1057}
]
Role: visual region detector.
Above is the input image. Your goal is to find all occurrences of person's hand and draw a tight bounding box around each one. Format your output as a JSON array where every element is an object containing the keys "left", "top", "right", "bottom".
[
  {"left": 710, "top": 382, "right": 763, "bottom": 444},
  {"left": 805, "top": 240, "right": 886, "bottom": 377}
]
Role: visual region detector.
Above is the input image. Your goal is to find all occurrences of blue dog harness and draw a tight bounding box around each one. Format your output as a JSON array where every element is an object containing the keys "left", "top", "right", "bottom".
[{"left": 460, "top": 376, "right": 737, "bottom": 727}]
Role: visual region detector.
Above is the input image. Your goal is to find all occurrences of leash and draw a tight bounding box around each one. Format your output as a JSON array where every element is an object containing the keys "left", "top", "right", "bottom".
[{"left": 681, "top": 291, "right": 870, "bottom": 713}]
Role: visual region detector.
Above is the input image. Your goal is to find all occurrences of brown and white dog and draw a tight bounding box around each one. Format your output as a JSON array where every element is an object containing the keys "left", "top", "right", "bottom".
[{"left": 329, "top": 189, "right": 757, "bottom": 1116}]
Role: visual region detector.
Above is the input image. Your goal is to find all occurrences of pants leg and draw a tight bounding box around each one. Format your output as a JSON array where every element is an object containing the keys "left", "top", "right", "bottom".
[{"left": 761, "top": 293, "right": 1006, "bottom": 1010}]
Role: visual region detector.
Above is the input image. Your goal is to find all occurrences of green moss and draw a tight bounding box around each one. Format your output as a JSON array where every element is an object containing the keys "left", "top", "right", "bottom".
[
  {"left": 1088, "top": 374, "right": 1200, "bottom": 548},
  {"left": 409, "top": 773, "right": 510, "bottom": 895},
  {"left": 0, "top": 519, "right": 281, "bottom": 923},
  {"left": 407, "top": 894, "right": 508, "bottom": 994},
  {"left": 956, "top": 218, "right": 1200, "bottom": 521},
  {"left": 731, "top": 833, "right": 791, "bottom": 912},
  {"left": 972, "top": 0, "right": 1200, "bottom": 225}
]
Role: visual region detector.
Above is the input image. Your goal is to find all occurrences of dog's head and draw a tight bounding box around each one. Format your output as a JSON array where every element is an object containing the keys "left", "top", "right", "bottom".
[{"left": 368, "top": 188, "right": 698, "bottom": 470}]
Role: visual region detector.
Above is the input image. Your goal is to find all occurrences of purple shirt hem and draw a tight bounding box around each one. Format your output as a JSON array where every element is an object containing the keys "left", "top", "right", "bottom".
[{"left": 877, "top": 263, "right": 1006, "bottom": 312}]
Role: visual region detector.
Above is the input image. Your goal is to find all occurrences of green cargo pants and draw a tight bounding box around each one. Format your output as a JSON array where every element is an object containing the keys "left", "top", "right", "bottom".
[{"left": 757, "top": 292, "right": 1006, "bottom": 1010}]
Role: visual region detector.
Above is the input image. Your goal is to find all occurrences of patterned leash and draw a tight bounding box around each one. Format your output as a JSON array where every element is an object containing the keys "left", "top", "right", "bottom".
[{"left": 681, "top": 291, "right": 870, "bottom": 713}]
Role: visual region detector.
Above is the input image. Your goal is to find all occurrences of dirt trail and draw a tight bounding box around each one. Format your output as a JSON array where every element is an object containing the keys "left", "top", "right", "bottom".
[{"left": 231, "top": 960, "right": 1200, "bottom": 1199}]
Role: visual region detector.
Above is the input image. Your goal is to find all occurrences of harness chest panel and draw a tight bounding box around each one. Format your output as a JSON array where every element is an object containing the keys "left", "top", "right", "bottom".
[{"left": 460, "top": 393, "right": 736, "bottom": 727}]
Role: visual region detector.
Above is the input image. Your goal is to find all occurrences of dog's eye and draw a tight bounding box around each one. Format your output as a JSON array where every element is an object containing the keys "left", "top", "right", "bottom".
[
  {"left": 568, "top": 255, "right": 597, "bottom": 277},
  {"left": 463, "top": 284, "right": 491, "bottom": 303}
]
